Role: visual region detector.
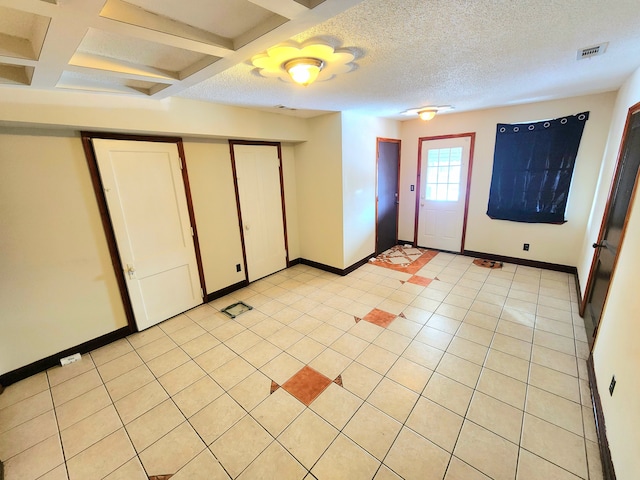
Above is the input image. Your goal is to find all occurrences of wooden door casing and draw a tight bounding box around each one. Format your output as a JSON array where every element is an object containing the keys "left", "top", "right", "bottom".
[{"left": 582, "top": 103, "right": 640, "bottom": 348}]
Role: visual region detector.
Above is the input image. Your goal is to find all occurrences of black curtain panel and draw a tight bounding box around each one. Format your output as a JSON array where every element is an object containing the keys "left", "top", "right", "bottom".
[{"left": 486, "top": 112, "right": 589, "bottom": 223}]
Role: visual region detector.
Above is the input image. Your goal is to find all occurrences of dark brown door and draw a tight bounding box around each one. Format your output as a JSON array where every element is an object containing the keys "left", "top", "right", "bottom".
[
  {"left": 584, "top": 105, "right": 640, "bottom": 347},
  {"left": 376, "top": 139, "right": 400, "bottom": 254}
]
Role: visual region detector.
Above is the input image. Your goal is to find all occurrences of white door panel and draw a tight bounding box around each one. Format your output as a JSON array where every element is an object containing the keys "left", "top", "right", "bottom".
[
  {"left": 93, "top": 139, "right": 202, "bottom": 330},
  {"left": 418, "top": 137, "right": 471, "bottom": 251},
  {"left": 234, "top": 145, "right": 287, "bottom": 282}
]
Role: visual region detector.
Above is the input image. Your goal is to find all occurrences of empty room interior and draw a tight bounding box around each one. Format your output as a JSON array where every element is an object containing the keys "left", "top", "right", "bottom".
[{"left": 1, "top": 1, "right": 639, "bottom": 479}]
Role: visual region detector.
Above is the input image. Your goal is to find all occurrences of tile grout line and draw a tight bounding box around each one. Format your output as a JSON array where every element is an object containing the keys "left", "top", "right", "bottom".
[{"left": 45, "top": 368, "right": 70, "bottom": 480}]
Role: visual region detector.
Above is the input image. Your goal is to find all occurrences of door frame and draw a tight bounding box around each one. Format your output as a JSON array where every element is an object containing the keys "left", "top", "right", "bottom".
[
  {"left": 375, "top": 137, "right": 401, "bottom": 254},
  {"left": 413, "top": 133, "right": 476, "bottom": 252},
  {"left": 579, "top": 101, "right": 640, "bottom": 338},
  {"left": 229, "top": 140, "right": 290, "bottom": 282},
  {"left": 81, "top": 131, "right": 207, "bottom": 332}
]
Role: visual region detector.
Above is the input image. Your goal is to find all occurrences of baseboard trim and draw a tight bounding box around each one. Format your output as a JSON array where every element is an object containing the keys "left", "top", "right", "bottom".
[
  {"left": 343, "top": 253, "right": 376, "bottom": 275},
  {"left": 1, "top": 253, "right": 369, "bottom": 389},
  {"left": 299, "top": 253, "right": 375, "bottom": 276},
  {"left": 574, "top": 270, "right": 583, "bottom": 307},
  {"left": 587, "top": 354, "right": 617, "bottom": 480},
  {"left": 463, "top": 250, "right": 577, "bottom": 274},
  {"left": 397, "top": 240, "right": 414, "bottom": 246},
  {"left": 298, "top": 258, "right": 343, "bottom": 275},
  {"left": 205, "top": 280, "right": 249, "bottom": 303},
  {"left": 287, "top": 258, "right": 302, "bottom": 267},
  {"left": 0, "top": 326, "right": 131, "bottom": 388}
]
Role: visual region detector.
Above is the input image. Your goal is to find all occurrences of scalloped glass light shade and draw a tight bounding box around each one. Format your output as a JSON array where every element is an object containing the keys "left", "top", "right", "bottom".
[{"left": 251, "top": 41, "right": 356, "bottom": 86}]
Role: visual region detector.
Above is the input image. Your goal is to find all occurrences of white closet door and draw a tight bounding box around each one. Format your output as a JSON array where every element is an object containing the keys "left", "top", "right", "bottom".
[
  {"left": 234, "top": 144, "right": 287, "bottom": 282},
  {"left": 93, "top": 139, "right": 202, "bottom": 330}
]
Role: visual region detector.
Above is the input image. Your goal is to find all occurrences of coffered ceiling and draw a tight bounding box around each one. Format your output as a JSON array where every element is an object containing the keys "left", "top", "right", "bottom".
[{"left": 1, "top": 0, "right": 640, "bottom": 119}]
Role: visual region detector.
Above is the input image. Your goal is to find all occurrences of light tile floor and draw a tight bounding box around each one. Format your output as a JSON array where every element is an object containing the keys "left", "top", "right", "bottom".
[{"left": 0, "top": 252, "right": 604, "bottom": 480}]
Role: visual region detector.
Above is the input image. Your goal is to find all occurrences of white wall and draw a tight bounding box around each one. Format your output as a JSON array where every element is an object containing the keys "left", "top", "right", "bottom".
[
  {"left": 281, "top": 144, "right": 301, "bottom": 261},
  {"left": 183, "top": 140, "right": 246, "bottom": 293},
  {"left": 583, "top": 67, "right": 640, "bottom": 480},
  {"left": 341, "top": 112, "right": 400, "bottom": 267},
  {"left": 577, "top": 71, "right": 640, "bottom": 294},
  {"left": 400, "top": 92, "right": 616, "bottom": 266},
  {"left": 0, "top": 130, "right": 128, "bottom": 375},
  {"left": 294, "top": 113, "right": 344, "bottom": 268},
  {"left": 0, "top": 89, "right": 309, "bottom": 142}
]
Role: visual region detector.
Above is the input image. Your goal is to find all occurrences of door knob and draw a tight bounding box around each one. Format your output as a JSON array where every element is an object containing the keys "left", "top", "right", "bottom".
[
  {"left": 592, "top": 242, "right": 605, "bottom": 248},
  {"left": 126, "top": 264, "right": 135, "bottom": 278}
]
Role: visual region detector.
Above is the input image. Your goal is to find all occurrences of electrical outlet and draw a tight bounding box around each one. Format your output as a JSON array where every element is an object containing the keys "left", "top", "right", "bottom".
[
  {"left": 236, "top": 264, "right": 241, "bottom": 272},
  {"left": 523, "top": 243, "right": 530, "bottom": 251},
  {"left": 60, "top": 353, "right": 81, "bottom": 366},
  {"left": 609, "top": 375, "right": 616, "bottom": 396},
  {"left": 410, "top": 185, "right": 415, "bottom": 191}
]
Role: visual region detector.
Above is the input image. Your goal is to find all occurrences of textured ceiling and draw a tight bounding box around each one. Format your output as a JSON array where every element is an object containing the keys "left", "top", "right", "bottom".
[{"left": 1, "top": 0, "right": 639, "bottom": 120}]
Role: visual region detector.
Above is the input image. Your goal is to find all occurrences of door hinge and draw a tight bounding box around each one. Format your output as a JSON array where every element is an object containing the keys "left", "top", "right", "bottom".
[
  {"left": 200, "top": 288, "right": 204, "bottom": 299},
  {"left": 190, "top": 226, "right": 194, "bottom": 236},
  {"left": 178, "top": 157, "right": 184, "bottom": 170}
]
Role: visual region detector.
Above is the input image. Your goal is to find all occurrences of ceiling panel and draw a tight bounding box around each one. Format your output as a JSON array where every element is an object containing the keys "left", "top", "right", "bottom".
[
  {"left": 76, "top": 28, "right": 214, "bottom": 74},
  {"left": 57, "top": 70, "right": 168, "bottom": 95},
  {"left": 125, "top": 0, "right": 279, "bottom": 40},
  {"left": 0, "top": 6, "right": 50, "bottom": 60},
  {"left": 0, "top": 63, "right": 33, "bottom": 85}
]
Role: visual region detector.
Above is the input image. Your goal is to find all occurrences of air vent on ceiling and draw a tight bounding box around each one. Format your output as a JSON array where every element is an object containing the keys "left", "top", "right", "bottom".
[{"left": 577, "top": 42, "right": 608, "bottom": 60}]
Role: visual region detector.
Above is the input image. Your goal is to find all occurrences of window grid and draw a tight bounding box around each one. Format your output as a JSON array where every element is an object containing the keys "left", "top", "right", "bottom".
[{"left": 425, "top": 147, "right": 463, "bottom": 201}]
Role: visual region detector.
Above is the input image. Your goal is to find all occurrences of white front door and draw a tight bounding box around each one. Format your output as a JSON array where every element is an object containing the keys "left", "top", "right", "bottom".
[
  {"left": 233, "top": 144, "right": 287, "bottom": 282},
  {"left": 93, "top": 139, "right": 202, "bottom": 330},
  {"left": 417, "top": 136, "right": 471, "bottom": 251}
]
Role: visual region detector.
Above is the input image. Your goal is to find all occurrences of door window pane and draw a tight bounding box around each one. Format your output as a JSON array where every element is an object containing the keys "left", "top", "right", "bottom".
[{"left": 425, "top": 147, "right": 463, "bottom": 201}]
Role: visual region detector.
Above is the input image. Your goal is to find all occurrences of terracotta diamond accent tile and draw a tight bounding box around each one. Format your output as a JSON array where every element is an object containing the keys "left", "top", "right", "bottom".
[
  {"left": 270, "top": 380, "right": 280, "bottom": 394},
  {"left": 149, "top": 476, "right": 174, "bottom": 480},
  {"left": 333, "top": 375, "right": 343, "bottom": 387},
  {"left": 399, "top": 312, "right": 406, "bottom": 318},
  {"left": 282, "top": 366, "right": 332, "bottom": 406},
  {"left": 408, "top": 275, "right": 433, "bottom": 287},
  {"left": 363, "top": 308, "right": 397, "bottom": 328},
  {"left": 354, "top": 317, "right": 361, "bottom": 323}
]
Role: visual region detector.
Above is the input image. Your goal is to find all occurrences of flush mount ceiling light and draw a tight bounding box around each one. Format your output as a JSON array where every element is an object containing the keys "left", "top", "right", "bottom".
[
  {"left": 418, "top": 108, "right": 437, "bottom": 121},
  {"left": 402, "top": 105, "right": 454, "bottom": 120},
  {"left": 251, "top": 40, "right": 356, "bottom": 87},
  {"left": 283, "top": 57, "right": 324, "bottom": 86}
]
